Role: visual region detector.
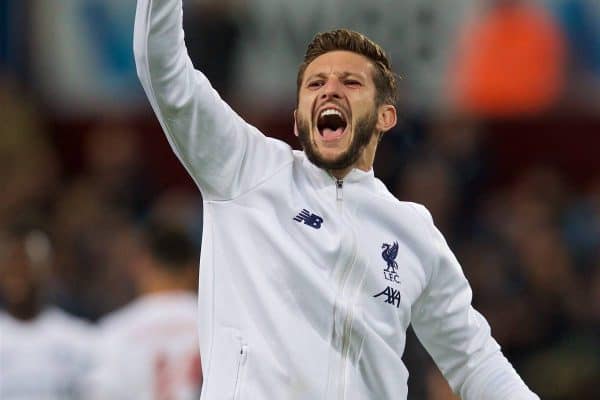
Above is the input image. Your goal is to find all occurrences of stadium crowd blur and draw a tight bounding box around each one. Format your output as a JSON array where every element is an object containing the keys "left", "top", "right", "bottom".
[{"left": 1, "top": 0, "right": 599, "bottom": 399}]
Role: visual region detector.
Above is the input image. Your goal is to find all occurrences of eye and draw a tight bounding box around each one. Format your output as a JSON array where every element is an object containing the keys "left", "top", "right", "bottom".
[
  {"left": 307, "top": 80, "right": 324, "bottom": 89},
  {"left": 344, "top": 79, "right": 362, "bottom": 87}
]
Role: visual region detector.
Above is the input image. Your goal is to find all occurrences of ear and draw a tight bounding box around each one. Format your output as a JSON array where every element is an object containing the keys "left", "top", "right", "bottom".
[
  {"left": 293, "top": 110, "right": 299, "bottom": 137},
  {"left": 376, "top": 104, "right": 397, "bottom": 134}
]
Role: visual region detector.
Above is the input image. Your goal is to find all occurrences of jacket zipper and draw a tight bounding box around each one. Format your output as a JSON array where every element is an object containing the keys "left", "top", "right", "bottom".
[
  {"left": 233, "top": 344, "right": 248, "bottom": 399},
  {"left": 336, "top": 178, "right": 344, "bottom": 201},
  {"left": 330, "top": 178, "right": 358, "bottom": 400}
]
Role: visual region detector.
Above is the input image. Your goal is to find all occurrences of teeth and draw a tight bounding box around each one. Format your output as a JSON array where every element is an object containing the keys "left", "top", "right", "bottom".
[{"left": 320, "top": 109, "right": 343, "bottom": 118}]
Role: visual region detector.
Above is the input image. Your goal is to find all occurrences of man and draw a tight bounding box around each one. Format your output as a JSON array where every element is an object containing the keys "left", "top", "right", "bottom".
[
  {"left": 87, "top": 224, "right": 202, "bottom": 400},
  {"left": 133, "top": 1, "right": 539, "bottom": 398},
  {"left": 0, "top": 227, "right": 94, "bottom": 399}
]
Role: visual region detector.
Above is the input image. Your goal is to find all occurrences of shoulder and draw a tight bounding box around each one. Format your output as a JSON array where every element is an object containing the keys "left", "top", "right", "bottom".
[
  {"left": 41, "top": 308, "right": 97, "bottom": 356},
  {"left": 0, "top": 310, "right": 13, "bottom": 326},
  {"left": 371, "top": 179, "right": 436, "bottom": 232},
  {"left": 99, "top": 293, "right": 197, "bottom": 333},
  {"left": 43, "top": 307, "right": 95, "bottom": 334},
  {"left": 0, "top": 311, "right": 20, "bottom": 337},
  {"left": 396, "top": 200, "right": 437, "bottom": 245},
  {"left": 97, "top": 299, "right": 144, "bottom": 332},
  {"left": 366, "top": 186, "right": 440, "bottom": 274}
]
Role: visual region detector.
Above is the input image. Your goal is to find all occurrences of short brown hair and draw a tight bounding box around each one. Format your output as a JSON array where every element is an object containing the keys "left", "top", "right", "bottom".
[{"left": 297, "top": 29, "right": 399, "bottom": 106}]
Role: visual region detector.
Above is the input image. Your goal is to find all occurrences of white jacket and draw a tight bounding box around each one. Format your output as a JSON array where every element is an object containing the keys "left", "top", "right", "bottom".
[{"left": 134, "top": 1, "right": 539, "bottom": 399}]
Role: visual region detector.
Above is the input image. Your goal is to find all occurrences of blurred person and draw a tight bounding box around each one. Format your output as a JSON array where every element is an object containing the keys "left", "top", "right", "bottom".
[
  {"left": 519, "top": 333, "right": 600, "bottom": 400},
  {"left": 448, "top": 0, "right": 566, "bottom": 117},
  {"left": 87, "top": 223, "right": 201, "bottom": 400},
  {"left": 50, "top": 184, "right": 137, "bottom": 320},
  {"left": 564, "top": 178, "right": 600, "bottom": 276},
  {"left": 134, "top": 1, "right": 538, "bottom": 399},
  {"left": 470, "top": 170, "right": 591, "bottom": 363},
  {"left": 564, "top": 179, "right": 600, "bottom": 325},
  {"left": 48, "top": 121, "right": 156, "bottom": 319},
  {"left": 81, "top": 120, "right": 155, "bottom": 219},
  {"left": 502, "top": 168, "right": 577, "bottom": 308},
  {"left": 507, "top": 175, "right": 600, "bottom": 399},
  {"left": 0, "top": 226, "right": 95, "bottom": 399},
  {"left": 455, "top": 238, "right": 541, "bottom": 354},
  {"left": 149, "top": 188, "right": 204, "bottom": 248}
]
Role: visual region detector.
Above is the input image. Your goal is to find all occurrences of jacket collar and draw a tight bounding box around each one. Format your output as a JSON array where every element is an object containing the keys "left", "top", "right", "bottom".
[{"left": 301, "top": 152, "right": 378, "bottom": 191}]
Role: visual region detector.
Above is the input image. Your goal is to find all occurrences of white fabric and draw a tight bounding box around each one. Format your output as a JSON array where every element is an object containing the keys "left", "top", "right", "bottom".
[
  {"left": 0, "top": 308, "right": 95, "bottom": 400},
  {"left": 86, "top": 292, "right": 201, "bottom": 400},
  {"left": 133, "top": 0, "right": 539, "bottom": 398}
]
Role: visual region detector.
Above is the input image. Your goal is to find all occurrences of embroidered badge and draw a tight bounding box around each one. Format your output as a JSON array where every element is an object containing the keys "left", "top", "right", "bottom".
[
  {"left": 293, "top": 209, "right": 324, "bottom": 229},
  {"left": 381, "top": 242, "right": 400, "bottom": 284}
]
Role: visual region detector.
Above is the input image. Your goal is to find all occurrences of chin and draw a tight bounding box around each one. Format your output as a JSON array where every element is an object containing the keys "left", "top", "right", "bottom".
[{"left": 315, "top": 147, "right": 346, "bottom": 163}]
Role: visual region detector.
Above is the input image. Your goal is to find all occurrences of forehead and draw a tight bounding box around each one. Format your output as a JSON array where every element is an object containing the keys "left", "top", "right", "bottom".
[{"left": 303, "top": 50, "right": 375, "bottom": 81}]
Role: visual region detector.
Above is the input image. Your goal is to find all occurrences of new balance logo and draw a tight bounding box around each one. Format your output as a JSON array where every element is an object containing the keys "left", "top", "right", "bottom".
[
  {"left": 373, "top": 286, "right": 401, "bottom": 308},
  {"left": 293, "top": 209, "right": 323, "bottom": 229}
]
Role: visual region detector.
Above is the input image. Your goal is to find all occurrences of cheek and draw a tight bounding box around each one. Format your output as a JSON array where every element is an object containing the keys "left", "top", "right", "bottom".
[
  {"left": 352, "top": 100, "right": 377, "bottom": 120},
  {"left": 298, "top": 92, "right": 316, "bottom": 111},
  {"left": 298, "top": 102, "right": 311, "bottom": 117}
]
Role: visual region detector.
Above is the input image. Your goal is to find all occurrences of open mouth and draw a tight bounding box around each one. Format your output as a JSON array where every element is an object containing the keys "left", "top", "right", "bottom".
[{"left": 316, "top": 108, "right": 348, "bottom": 141}]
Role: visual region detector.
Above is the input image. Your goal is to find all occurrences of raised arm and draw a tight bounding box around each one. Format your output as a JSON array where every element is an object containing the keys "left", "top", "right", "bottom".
[
  {"left": 133, "top": 0, "right": 291, "bottom": 200},
  {"left": 411, "top": 206, "right": 539, "bottom": 400}
]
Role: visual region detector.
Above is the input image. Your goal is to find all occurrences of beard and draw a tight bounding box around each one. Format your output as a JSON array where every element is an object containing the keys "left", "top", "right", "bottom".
[{"left": 296, "top": 110, "right": 378, "bottom": 171}]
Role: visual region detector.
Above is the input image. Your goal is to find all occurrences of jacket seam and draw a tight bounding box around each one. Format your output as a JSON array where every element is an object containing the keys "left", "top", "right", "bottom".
[
  {"left": 204, "top": 158, "right": 295, "bottom": 204},
  {"left": 407, "top": 203, "right": 441, "bottom": 317},
  {"left": 409, "top": 203, "right": 440, "bottom": 283}
]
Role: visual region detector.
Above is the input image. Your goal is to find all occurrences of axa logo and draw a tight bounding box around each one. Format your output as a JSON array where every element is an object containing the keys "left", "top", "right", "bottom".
[
  {"left": 374, "top": 241, "right": 402, "bottom": 308},
  {"left": 381, "top": 241, "right": 400, "bottom": 284},
  {"left": 293, "top": 209, "right": 323, "bottom": 229},
  {"left": 373, "top": 286, "right": 401, "bottom": 308}
]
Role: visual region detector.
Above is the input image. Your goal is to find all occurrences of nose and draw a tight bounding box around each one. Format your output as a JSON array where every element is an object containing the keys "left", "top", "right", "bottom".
[{"left": 319, "top": 76, "right": 343, "bottom": 101}]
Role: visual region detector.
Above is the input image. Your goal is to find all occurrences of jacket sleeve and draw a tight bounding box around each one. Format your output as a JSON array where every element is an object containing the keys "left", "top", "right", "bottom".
[
  {"left": 133, "top": 0, "right": 291, "bottom": 201},
  {"left": 410, "top": 205, "right": 539, "bottom": 400}
]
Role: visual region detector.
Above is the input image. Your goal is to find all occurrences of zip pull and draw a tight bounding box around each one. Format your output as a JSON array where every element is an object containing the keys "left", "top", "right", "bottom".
[
  {"left": 336, "top": 179, "right": 344, "bottom": 202},
  {"left": 240, "top": 344, "right": 248, "bottom": 363}
]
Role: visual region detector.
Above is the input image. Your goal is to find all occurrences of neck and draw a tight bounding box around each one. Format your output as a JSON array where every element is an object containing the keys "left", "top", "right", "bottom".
[
  {"left": 329, "top": 133, "right": 379, "bottom": 179},
  {"left": 8, "top": 297, "right": 42, "bottom": 321},
  {"left": 329, "top": 166, "right": 354, "bottom": 180}
]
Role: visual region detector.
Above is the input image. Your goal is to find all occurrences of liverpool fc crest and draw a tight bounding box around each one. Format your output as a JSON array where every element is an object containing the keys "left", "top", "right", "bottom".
[
  {"left": 381, "top": 242, "right": 399, "bottom": 273},
  {"left": 381, "top": 241, "right": 400, "bottom": 284}
]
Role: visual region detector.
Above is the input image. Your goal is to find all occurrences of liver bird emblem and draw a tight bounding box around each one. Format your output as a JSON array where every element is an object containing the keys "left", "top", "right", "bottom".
[{"left": 381, "top": 242, "right": 399, "bottom": 273}]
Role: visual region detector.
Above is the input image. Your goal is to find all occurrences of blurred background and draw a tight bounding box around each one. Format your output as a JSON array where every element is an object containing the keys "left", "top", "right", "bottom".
[{"left": 1, "top": 0, "right": 599, "bottom": 399}]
